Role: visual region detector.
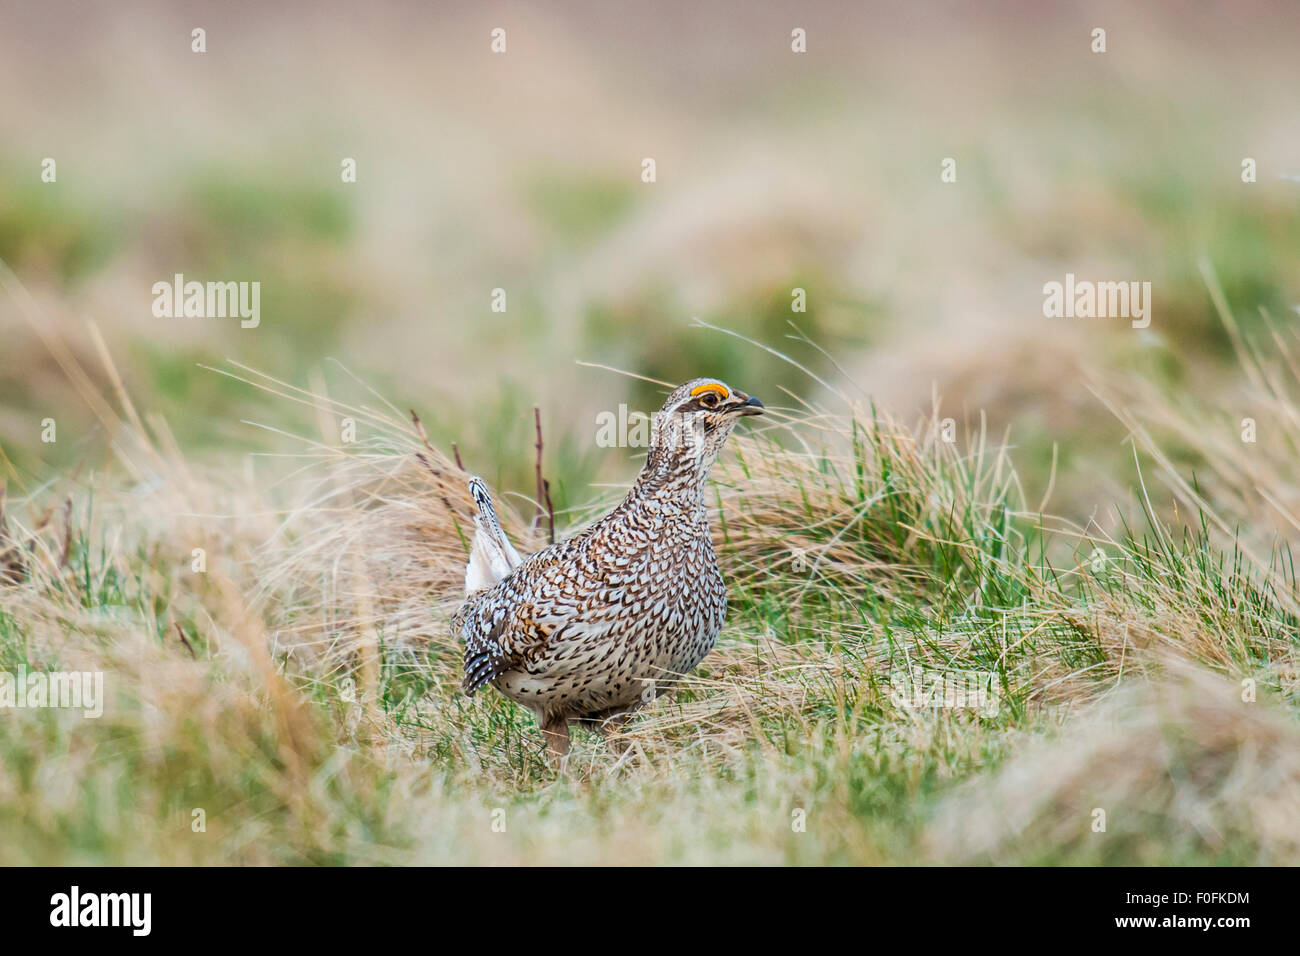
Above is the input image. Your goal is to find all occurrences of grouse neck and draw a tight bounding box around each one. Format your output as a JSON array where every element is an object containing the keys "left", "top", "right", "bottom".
[{"left": 629, "top": 447, "right": 712, "bottom": 507}]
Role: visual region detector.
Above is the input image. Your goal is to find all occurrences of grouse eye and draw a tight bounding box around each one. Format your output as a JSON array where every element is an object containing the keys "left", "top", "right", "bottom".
[{"left": 699, "top": 392, "right": 720, "bottom": 409}]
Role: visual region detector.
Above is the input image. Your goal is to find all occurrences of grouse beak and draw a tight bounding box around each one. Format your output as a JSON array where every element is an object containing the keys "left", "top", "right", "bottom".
[{"left": 729, "top": 392, "right": 766, "bottom": 417}]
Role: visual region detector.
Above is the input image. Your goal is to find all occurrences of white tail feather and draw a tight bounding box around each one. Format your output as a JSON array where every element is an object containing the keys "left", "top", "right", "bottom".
[{"left": 465, "top": 476, "right": 522, "bottom": 593}]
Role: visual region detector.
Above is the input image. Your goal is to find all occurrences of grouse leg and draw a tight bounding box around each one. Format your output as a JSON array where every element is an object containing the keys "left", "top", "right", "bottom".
[{"left": 541, "top": 716, "right": 571, "bottom": 763}]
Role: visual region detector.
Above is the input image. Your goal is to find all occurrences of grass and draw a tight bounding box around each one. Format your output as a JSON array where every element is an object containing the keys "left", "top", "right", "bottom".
[
  {"left": 2, "top": 1, "right": 1299, "bottom": 867},
  {"left": 0, "top": 275, "right": 1297, "bottom": 865}
]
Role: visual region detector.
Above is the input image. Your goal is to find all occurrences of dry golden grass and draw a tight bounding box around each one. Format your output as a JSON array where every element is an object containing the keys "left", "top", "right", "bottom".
[{"left": 925, "top": 660, "right": 1300, "bottom": 864}]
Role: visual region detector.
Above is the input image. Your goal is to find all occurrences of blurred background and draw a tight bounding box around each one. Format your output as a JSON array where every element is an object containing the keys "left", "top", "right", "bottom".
[{"left": 2, "top": 0, "right": 1298, "bottom": 523}]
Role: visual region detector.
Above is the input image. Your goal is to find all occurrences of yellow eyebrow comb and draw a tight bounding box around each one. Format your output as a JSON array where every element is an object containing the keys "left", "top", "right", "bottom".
[{"left": 689, "top": 383, "right": 729, "bottom": 398}]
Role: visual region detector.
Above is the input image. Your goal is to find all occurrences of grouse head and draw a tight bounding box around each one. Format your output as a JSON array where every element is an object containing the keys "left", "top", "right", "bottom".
[{"left": 645, "top": 378, "right": 764, "bottom": 480}]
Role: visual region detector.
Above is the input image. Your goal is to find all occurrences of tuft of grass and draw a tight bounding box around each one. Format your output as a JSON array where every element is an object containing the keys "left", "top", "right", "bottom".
[{"left": 925, "top": 662, "right": 1300, "bottom": 865}]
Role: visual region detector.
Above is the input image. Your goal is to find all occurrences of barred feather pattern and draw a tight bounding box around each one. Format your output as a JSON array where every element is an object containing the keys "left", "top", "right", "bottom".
[{"left": 452, "top": 378, "right": 762, "bottom": 727}]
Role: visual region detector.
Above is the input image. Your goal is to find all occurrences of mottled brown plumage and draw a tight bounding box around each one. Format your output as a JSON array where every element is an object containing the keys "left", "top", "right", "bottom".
[{"left": 452, "top": 378, "right": 764, "bottom": 760}]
